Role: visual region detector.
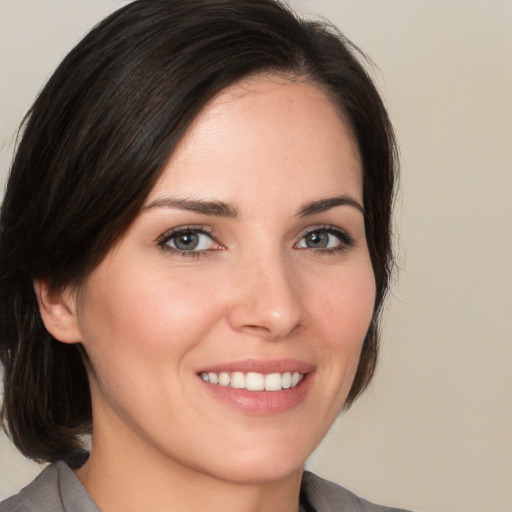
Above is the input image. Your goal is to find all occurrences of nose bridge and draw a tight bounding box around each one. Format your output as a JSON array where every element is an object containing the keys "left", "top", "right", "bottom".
[{"left": 228, "top": 245, "right": 303, "bottom": 340}]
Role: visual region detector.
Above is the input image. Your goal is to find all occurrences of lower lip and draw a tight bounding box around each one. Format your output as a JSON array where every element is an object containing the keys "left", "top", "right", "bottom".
[{"left": 199, "top": 374, "right": 313, "bottom": 415}]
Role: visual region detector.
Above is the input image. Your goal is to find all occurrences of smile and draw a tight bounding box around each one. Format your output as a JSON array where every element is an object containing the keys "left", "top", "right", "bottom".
[{"left": 200, "top": 371, "right": 304, "bottom": 391}]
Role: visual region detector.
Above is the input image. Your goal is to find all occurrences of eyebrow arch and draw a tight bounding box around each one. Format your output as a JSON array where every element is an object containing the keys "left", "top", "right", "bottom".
[
  {"left": 298, "top": 195, "right": 364, "bottom": 217},
  {"left": 143, "top": 197, "right": 239, "bottom": 218}
]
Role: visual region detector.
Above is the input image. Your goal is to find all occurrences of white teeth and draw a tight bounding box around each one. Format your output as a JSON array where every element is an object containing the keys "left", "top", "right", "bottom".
[
  {"left": 231, "top": 372, "right": 245, "bottom": 389},
  {"left": 199, "top": 371, "right": 304, "bottom": 391},
  {"left": 264, "top": 373, "right": 282, "bottom": 391},
  {"left": 282, "top": 372, "right": 292, "bottom": 389},
  {"left": 246, "top": 372, "right": 265, "bottom": 391},
  {"left": 218, "top": 372, "right": 230, "bottom": 386}
]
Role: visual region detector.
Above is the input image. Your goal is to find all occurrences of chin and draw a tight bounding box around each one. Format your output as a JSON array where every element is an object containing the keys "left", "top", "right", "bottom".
[
  {"left": 200, "top": 437, "right": 313, "bottom": 485},
  {"left": 207, "top": 457, "right": 306, "bottom": 486}
]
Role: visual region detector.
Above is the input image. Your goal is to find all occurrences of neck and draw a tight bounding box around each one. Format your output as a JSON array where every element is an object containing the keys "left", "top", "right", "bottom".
[{"left": 75, "top": 421, "right": 303, "bottom": 512}]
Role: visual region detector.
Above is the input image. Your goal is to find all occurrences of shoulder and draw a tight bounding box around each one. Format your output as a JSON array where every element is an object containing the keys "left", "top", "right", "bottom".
[
  {"left": 0, "top": 462, "right": 98, "bottom": 512},
  {"left": 300, "top": 471, "right": 412, "bottom": 512},
  {"left": 0, "top": 463, "right": 61, "bottom": 512}
]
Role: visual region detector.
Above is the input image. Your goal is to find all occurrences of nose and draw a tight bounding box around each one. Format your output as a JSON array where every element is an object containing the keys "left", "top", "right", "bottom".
[{"left": 227, "top": 253, "right": 304, "bottom": 341}]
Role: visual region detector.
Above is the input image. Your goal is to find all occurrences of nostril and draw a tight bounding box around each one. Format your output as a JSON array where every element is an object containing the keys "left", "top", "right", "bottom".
[
  {"left": 242, "top": 324, "right": 272, "bottom": 335},
  {"left": 239, "top": 322, "right": 302, "bottom": 340}
]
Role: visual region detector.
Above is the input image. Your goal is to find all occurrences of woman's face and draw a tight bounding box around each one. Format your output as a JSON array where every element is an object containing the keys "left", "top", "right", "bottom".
[{"left": 70, "top": 76, "right": 375, "bottom": 484}]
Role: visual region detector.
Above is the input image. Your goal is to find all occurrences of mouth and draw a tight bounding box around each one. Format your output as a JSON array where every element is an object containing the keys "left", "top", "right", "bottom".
[
  {"left": 199, "top": 371, "right": 304, "bottom": 392},
  {"left": 196, "top": 360, "right": 314, "bottom": 414}
]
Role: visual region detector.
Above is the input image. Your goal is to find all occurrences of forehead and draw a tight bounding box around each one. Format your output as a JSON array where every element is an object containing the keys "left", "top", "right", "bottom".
[{"left": 149, "top": 75, "right": 362, "bottom": 208}]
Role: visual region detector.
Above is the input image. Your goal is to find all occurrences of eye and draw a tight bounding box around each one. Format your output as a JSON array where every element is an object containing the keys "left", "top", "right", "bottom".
[
  {"left": 296, "top": 226, "right": 353, "bottom": 252},
  {"left": 158, "top": 227, "right": 219, "bottom": 255}
]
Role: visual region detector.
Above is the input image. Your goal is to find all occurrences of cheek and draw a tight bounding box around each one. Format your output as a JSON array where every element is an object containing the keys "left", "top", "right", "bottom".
[
  {"left": 75, "top": 268, "right": 225, "bottom": 417},
  {"left": 298, "top": 258, "right": 376, "bottom": 438},
  {"left": 310, "top": 260, "right": 376, "bottom": 352},
  {"left": 79, "top": 266, "right": 223, "bottom": 358},
  {"left": 75, "top": 268, "right": 236, "bottom": 424}
]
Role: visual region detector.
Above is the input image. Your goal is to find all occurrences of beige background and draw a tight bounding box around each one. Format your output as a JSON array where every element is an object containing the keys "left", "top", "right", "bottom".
[{"left": 1, "top": 1, "right": 511, "bottom": 511}]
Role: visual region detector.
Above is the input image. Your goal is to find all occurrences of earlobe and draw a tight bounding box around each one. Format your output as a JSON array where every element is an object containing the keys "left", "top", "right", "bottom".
[{"left": 34, "top": 279, "right": 83, "bottom": 344}]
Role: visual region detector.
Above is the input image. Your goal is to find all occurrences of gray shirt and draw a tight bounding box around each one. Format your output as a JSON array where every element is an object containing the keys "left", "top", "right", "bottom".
[{"left": 0, "top": 461, "right": 410, "bottom": 512}]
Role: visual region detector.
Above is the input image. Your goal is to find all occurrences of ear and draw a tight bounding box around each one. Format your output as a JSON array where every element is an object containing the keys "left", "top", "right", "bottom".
[{"left": 34, "top": 279, "right": 83, "bottom": 344}]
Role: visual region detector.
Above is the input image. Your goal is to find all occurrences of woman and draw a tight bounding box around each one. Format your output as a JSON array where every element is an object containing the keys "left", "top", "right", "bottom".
[{"left": 0, "top": 1, "right": 402, "bottom": 511}]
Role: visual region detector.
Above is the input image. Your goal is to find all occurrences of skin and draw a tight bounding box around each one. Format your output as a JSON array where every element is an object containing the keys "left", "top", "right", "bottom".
[{"left": 37, "top": 75, "right": 376, "bottom": 512}]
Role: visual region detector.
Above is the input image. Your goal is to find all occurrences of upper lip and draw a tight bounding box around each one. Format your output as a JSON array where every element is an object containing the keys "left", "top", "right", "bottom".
[{"left": 197, "top": 359, "right": 315, "bottom": 375}]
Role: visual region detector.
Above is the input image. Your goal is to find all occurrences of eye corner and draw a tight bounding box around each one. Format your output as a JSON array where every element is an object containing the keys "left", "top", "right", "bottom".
[
  {"left": 295, "top": 225, "right": 354, "bottom": 253},
  {"left": 156, "top": 225, "right": 222, "bottom": 257}
]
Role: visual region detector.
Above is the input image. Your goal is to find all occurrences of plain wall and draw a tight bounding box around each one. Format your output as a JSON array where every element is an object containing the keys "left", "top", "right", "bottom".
[{"left": 1, "top": 1, "right": 511, "bottom": 511}]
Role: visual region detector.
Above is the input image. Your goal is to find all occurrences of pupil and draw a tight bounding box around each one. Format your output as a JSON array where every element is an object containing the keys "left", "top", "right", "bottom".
[
  {"left": 306, "top": 232, "right": 328, "bottom": 248},
  {"left": 175, "top": 233, "right": 199, "bottom": 250}
]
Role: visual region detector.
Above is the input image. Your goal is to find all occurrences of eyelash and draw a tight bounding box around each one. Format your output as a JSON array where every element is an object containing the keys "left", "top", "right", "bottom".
[
  {"left": 157, "top": 225, "right": 354, "bottom": 258},
  {"left": 157, "top": 226, "right": 220, "bottom": 259},
  {"left": 296, "top": 225, "right": 354, "bottom": 255}
]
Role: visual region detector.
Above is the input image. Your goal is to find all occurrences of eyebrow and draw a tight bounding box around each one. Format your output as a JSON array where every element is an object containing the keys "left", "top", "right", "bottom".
[
  {"left": 144, "top": 197, "right": 239, "bottom": 218},
  {"left": 144, "top": 194, "right": 363, "bottom": 218},
  {"left": 297, "top": 195, "right": 364, "bottom": 217}
]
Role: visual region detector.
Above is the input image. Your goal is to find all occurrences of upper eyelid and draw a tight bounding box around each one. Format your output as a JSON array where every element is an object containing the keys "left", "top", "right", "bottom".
[
  {"left": 298, "top": 224, "right": 353, "bottom": 240},
  {"left": 156, "top": 224, "right": 353, "bottom": 249},
  {"left": 158, "top": 225, "right": 216, "bottom": 242},
  {"left": 157, "top": 226, "right": 222, "bottom": 256},
  {"left": 295, "top": 225, "right": 355, "bottom": 250}
]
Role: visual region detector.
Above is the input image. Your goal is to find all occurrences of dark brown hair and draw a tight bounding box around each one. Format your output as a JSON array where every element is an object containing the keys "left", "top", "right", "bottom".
[{"left": 0, "top": 0, "right": 398, "bottom": 465}]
